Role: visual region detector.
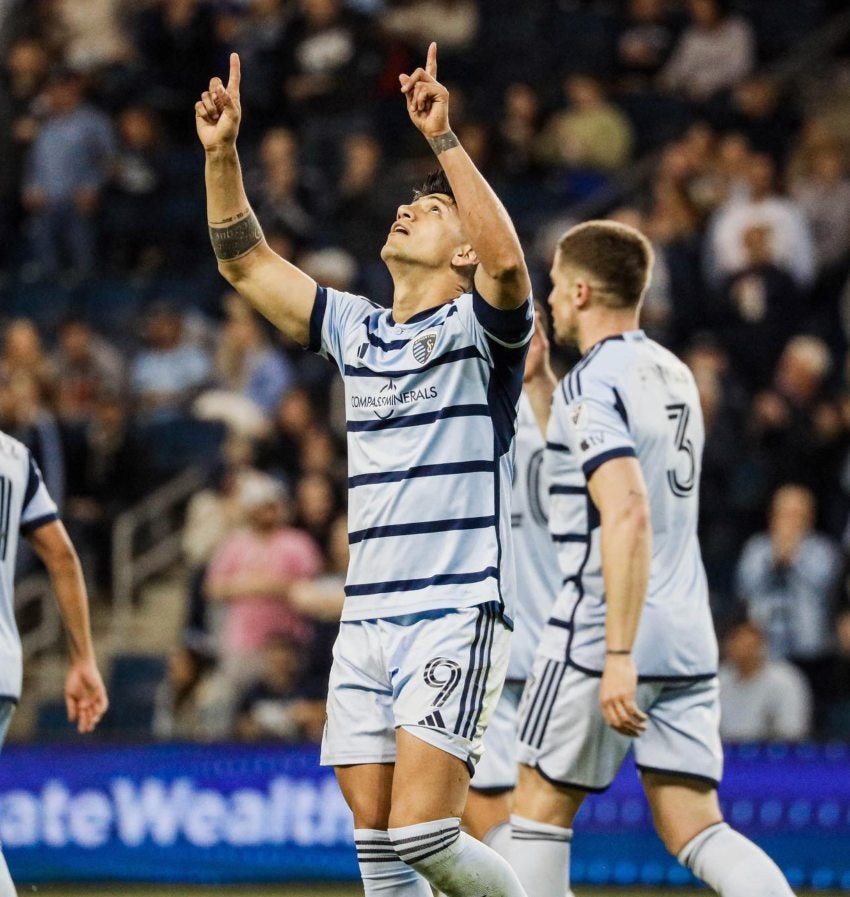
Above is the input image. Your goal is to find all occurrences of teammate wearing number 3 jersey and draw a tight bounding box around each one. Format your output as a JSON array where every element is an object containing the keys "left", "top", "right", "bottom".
[{"left": 509, "top": 221, "right": 796, "bottom": 897}]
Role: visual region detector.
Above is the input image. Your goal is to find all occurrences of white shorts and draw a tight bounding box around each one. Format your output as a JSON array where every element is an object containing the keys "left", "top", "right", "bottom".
[
  {"left": 321, "top": 602, "right": 510, "bottom": 773},
  {"left": 470, "top": 679, "right": 524, "bottom": 793},
  {"left": 517, "top": 659, "right": 723, "bottom": 791}
]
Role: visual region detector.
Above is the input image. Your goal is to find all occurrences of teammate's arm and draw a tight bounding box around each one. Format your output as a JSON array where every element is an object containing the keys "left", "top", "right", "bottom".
[
  {"left": 587, "top": 457, "right": 651, "bottom": 738},
  {"left": 400, "top": 43, "right": 530, "bottom": 310},
  {"left": 197, "top": 53, "right": 316, "bottom": 346},
  {"left": 523, "top": 315, "right": 557, "bottom": 435},
  {"left": 27, "top": 521, "right": 108, "bottom": 734}
]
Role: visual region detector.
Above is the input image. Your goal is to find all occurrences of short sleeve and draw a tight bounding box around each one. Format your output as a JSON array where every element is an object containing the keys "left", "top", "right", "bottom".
[
  {"left": 560, "top": 377, "right": 635, "bottom": 479},
  {"left": 471, "top": 288, "right": 534, "bottom": 350},
  {"left": 307, "top": 285, "right": 379, "bottom": 372},
  {"left": 20, "top": 452, "right": 59, "bottom": 535}
]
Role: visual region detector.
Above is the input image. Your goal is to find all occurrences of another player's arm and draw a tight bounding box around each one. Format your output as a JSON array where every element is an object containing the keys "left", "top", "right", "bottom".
[
  {"left": 27, "top": 521, "right": 108, "bottom": 734},
  {"left": 523, "top": 314, "right": 557, "bottom": 434},
  {"left": 197, "top": 53, "right": 316, "bottom": 346},
  {"left": 400, "top": 43, "right": 530, "bottom": 309},
  {"left": 587, "top": 457, "right": 651, "bottom": 738}
]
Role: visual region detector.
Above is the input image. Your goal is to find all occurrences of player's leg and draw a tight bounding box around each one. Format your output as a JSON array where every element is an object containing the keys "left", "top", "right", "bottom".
[
  {"left": 323, "top": 622, "right": 431, "bottom": 896},
  {"left": 462, "top": 680, "right": 526, "bottom": 857},
  {"left": 385, "top": 603, "right": 528, "bottom": 897},
  {"left": 644, "top": 775, "right": 795, "bottom": 896},
  {"left": 510, "top": 661, "right": 636, "bottom": 897},
  {"left": 0, "top": 701, "right": 17, "bottom": 897},
  {"left": 636, "top": 678, "right": 796, "bottom": 897}
]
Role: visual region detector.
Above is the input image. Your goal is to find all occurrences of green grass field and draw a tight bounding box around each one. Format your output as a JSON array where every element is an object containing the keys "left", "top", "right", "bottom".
[{"left": 18, "top": 888, "right": 844, "bottom": 897}]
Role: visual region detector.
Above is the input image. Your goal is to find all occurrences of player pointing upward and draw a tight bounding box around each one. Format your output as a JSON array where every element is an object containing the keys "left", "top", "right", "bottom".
[
  {"left": 508, "top": 221, "right": 796, "bottom": 897},
  {"left": 197, "top": 45, "right": 531, "bottom": 897}
]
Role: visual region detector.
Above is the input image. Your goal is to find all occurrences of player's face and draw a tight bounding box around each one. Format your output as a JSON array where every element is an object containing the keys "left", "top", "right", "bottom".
[
  {"left": 381, "top": 193, "right": 467, "bottom": 271},
  {"left": 547, "top": 253, "right": 579, "bottom": 346}
]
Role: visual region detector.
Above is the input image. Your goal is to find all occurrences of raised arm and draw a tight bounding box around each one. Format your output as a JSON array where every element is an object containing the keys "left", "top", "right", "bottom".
[
  {"left": 587, "top": 456, "right": 651, "bottom": 738},
  {"left": 400, "top": 43, "right": 530, "bottom": 310},
  {"left": 197, "top": 53, "right": 316, "bottom": 346}
]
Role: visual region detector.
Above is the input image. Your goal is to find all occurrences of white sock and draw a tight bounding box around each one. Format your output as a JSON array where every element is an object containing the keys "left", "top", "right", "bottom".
[
  {"left": 389, "top": 817, "right": 528, "bottom": 897},
  {"left": 355, "top": 828, "right": 432, "bottom": 895},
  {"left": 510, "top": 814, "right": 573, "bottom": 897},
  {"left": 678, "top": 822, "right": 796, "bottom": 897},
  {"left": 483, "top": 820, "right": 512, "bottom": 859},
  {"left": 0, "top": 847, "right": 14, "bottom": 897}
]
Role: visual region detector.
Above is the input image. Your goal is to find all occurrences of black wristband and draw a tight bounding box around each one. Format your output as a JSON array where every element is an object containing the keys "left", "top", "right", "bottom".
[
  {"left": 606, "top": 649, "right": 631, "bottom": 656},
  {"left": 427, "top": 131, "right": 459, "bottom": 156}
]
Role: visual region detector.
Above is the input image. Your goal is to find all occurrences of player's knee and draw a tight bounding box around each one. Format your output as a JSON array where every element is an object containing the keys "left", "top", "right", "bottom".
[{"left": 513, "top": 764, "right": 582, "bottom": 829}]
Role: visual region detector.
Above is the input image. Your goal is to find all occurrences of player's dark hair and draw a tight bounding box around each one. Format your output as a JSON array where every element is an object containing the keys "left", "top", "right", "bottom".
[
  {"left": 413, "top": 170, "right": 455, "bottom": 203},
  {"left": 557, "top": 220, "right": 653, "bottom": 310}
]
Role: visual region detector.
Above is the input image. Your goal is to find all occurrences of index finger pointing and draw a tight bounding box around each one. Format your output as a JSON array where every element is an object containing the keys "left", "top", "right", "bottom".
[
  {"left": 426, "top": 42, "right": 437, "bottom": 79},
  {"left": 227, "top": 52, "right": 241, "bottom": 95}
]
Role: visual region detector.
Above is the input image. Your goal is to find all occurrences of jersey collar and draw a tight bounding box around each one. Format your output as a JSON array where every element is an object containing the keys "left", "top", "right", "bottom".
[
  {"left": 388, "top": 300, "right": 454, "bottom": 327},
  {"left": 583, "top": 329, "right": 645, "bottom": 356}
]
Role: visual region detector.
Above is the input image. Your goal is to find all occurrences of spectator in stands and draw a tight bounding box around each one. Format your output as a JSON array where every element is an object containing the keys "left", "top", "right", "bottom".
[
  {"left": 707, "top": 152, "right": 816, "bottom": 288},
  {"left": 714, "top": 224, "right": 799, "bottom": 390},
  {"left": 54, "top": 318, "right": 124, "bottom": 423},
  {"left": 496, "top": 82, "right": 543, "bottom": 180},
  {"left": 719, "top": 619, "right": 812, "bottom": 742},
  {"left": 615, "top": 0, "right": 676, "bottom": 90},
  {"left": 62, "top": 393, "right": 145, "bottom": 593},
  {"left": 790, "top": 141, "right": 850, "bottom": 278},
  {"left": 661, "top": 0, "right": 755, "bottom": 101},
  {"left": 22, "top": 67, "right": 116, "bottom": 279},
  {"left": 52, "top": 0, "right": 131, "bottom": 74},
  {"left": 215, "top": 293, "right": 294, "bottom": 416},
  {"left": 129, "top": 303, "right": 212, "bottom": 420},
  {"left": 535, "top": 74, "right": 633, "bottom": 174},
  {"left": 205, "top": 474, "right": 322, "bottom": 687},
  {"left": 380, "top": 0, "right": 479, "bottom": 56},
  {"left": 736, "top": 485, "right": 841, "bottom": 701},
  {"left": 245, "top": 126, "right": 319, "bottom": 244},
  {"left": 1, "top": 318, "right": 57, "bottom": 401},
  {"left": 749, "top": 336, "right": 842, "bottom": 508},
  {"left": 132, "top": 0, "right": 217, "bottom": 128},
  {"left": 105, "top": 106, "right": 171, "bottom": 272},
  {"left": 234, "top": 633, "right": 325, "bottom": 743},
  {"left": 333, "top": 131, "right": 397, "bottom": 263},
  {"left": 722, "top": 76, "right": 797, "bottom": 164},
  {"left": 152, "top": 640, "right": 222, "bottom": 741},
  {"left": 295, "top": 471, "right": 340, "bottom": 553},
  {"left": 281, "top": 0, "right": 381, "bottom": 130},
  {"left": 257, "top": 386, "right": 317, "bottom": 484}
]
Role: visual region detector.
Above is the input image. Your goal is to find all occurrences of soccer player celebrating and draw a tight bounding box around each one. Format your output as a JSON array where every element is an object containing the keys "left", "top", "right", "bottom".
[
  {"left": 196, "top": 45, "right": 532, "bottom": 897},
  {"left": 0, "top": 431, "right": 108, "bottom": 897},
  {"left": 509, "top": 221, "right": 796, "bottom": 897}
]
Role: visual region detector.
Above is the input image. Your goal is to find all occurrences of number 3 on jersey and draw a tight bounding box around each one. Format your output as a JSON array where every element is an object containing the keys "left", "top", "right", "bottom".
[{"left": 665, "top": 403, "right": 695, "bottom": 497}]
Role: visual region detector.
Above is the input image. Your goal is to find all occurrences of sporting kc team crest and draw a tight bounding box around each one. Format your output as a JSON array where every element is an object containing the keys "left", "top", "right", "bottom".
[{"left": 412, "top": 331, "right": 438, "bottom": 364}]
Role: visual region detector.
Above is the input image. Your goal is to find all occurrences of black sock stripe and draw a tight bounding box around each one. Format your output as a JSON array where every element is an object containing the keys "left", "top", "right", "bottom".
[
  {"left": 355, "top": 839, "right": 393, "bottom": 846},
  {"left": 394, "top": 830, "right": 459, "bottom": 856},
  {"left": 390, "top": 826, "right": 459, "bottom": 847},
  {"left": 399, "top": 832, "right": 460, "bottom": 865},
  {"left": 358, "top": 856, "right": 404, "bottom": 863},
  {"left": 511, "top": 833, "right": 571, "bottom": 842}
]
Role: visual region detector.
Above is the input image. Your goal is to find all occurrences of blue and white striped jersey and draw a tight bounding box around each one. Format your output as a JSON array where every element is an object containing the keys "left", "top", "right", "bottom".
[
  {"left": 310, "top": 285, "right": 533, "bottom": 623},
  {"left": 541, "top": 330, "right": 718, "bottom": 680},
  {"left": 507, "top": 394, "right": 561, "bottom": 681},
  {"left": 0, "top": 431, "right": 60, "bottom": 700}
]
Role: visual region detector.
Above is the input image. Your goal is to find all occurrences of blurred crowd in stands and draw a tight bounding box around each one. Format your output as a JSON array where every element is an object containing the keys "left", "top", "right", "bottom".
[{"left": 2, "top": 0, "right": 850, "bottom": 742}]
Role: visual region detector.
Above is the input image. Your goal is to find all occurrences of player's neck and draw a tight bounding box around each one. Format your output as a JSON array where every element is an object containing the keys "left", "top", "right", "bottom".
[
  {"left": 578, "top": 310, "right": 640, "bottom": 354},
  {"left": 390, "top": 267, "right": 464, "bottom": 324}
]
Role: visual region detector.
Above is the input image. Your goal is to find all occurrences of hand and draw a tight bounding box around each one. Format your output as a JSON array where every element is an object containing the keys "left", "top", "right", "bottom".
[
  {"left": 523, "top": 314, "right": 552, "bottom": 384},
  {"left": 195, "top": 52, "right": 242, "bottom": 151},
  {"left": 399, "top": 42, "right": 450, "bottom": 139},
  {"left": 600, "top": 653, "right": 647, "bottom": 737},
  {"left": 65, "top": 657, "right": 108, "bottom": 734}
]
